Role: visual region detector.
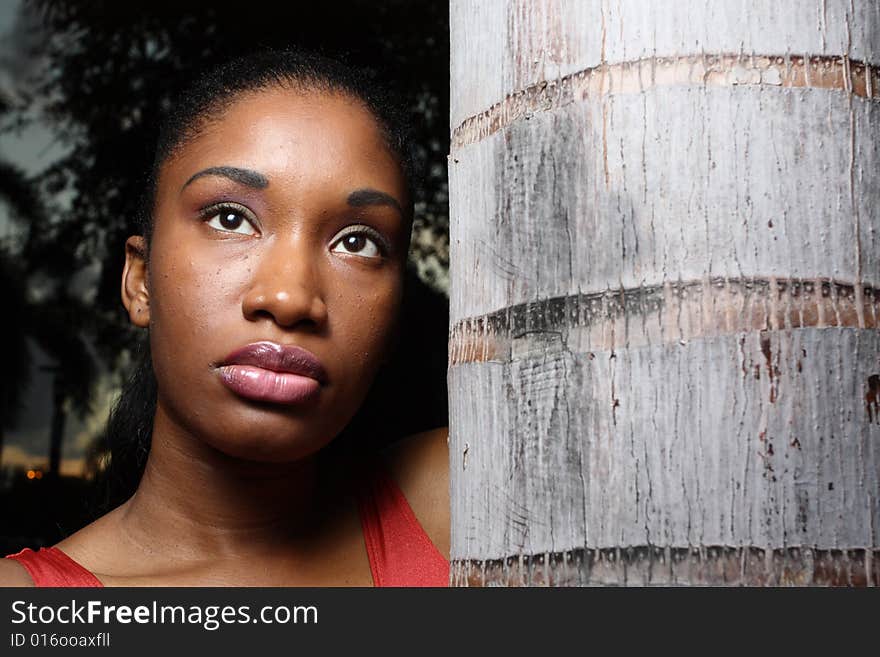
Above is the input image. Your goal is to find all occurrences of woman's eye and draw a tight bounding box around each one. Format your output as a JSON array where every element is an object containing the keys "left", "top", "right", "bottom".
[
  {"left": 204, "top": 207, "right": 258, "bottom": 236},
  {"left": 331, "top": 231, "right": 383, "bottom": 259}
]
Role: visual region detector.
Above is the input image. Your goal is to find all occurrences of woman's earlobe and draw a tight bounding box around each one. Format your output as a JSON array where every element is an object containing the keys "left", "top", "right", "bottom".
[{"left": 122, "top": 235, "right": 150, "bottom": 328}]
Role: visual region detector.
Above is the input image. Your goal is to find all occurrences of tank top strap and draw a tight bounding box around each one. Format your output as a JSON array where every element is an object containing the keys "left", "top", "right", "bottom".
[
  {"left": 356, "top": 460, "right": 449, "bottom": 587},
  {"left": 5, "top": 547, "right": 104, "bottom": 587}
]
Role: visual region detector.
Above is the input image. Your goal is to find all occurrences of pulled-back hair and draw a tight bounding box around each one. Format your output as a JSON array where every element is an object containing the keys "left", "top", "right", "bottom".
[
  {"left": 102, "top": 49, "right": 424, "bottom": 509},
  {"left": 140, "top": 49, "right": 416, "bottom": 243}
]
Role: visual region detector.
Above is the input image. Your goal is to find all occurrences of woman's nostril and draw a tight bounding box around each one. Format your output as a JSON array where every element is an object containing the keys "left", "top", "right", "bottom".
[{"left": 242, "top": 285, "right": 328, "bottom": 329}]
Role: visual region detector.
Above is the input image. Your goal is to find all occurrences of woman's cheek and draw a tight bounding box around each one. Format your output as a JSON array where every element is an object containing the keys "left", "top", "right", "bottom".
[{"left": 163, "top": 253, "right": 244, "bottom": 320}]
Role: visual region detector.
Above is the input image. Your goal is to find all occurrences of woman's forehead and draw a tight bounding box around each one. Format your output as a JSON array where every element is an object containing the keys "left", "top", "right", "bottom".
[{"left": 160, "top": 87, "right": 405, "bottom": 195}]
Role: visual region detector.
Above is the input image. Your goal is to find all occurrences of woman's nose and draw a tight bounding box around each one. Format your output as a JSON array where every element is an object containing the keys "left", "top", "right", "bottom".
[{"left": 241, "top": 241, "right": 329, "bottom": 330}]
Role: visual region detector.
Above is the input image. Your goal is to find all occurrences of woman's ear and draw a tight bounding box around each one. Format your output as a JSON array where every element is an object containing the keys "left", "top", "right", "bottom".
[{"left": 122, "top": 236, "right": 150, "bottom": 328}]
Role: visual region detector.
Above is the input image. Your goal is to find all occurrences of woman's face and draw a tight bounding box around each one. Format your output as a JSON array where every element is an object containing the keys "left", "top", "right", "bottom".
[{"left": 123, "top": 87, "right": 410, "bottom": 462}]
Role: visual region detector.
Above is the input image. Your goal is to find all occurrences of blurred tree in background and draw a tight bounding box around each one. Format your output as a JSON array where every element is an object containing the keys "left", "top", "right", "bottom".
[{"left": 0, "top": 140, "right": 97, "bottom": 476}]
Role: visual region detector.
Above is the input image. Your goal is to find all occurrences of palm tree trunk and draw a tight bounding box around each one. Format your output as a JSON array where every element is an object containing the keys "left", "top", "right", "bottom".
[
  {"left": 448, "top": 0, "right": 880, "bottom": 585},
  {"left": 48, "top": 370, "right": 66, "bottom": 481}
]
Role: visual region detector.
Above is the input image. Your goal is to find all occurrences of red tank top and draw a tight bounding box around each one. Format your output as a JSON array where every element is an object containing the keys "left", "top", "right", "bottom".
[
  {"left": 356, "top": 460, "right": 449, "bottom": 587},
  {"left": 5, "top": 465, "right": 449, "bottom": 587},
  {"left": 5, "top": 545, "right": 102, "bottom": 586}
]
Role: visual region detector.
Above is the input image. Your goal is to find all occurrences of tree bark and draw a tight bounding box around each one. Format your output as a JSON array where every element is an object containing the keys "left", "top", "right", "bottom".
[
  {"left": 448, "top": 0, "right": 880, "bottom": 585},
  {"left": 48, "top": 372, "right": 66, "bottom": 482}
]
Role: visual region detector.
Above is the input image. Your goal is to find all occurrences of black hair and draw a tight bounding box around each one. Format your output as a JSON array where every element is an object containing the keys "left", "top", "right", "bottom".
[
  {"left": 102, "top": 49, "right": 424, "bottom": 509},
  {"left": 139, "top": 48, "right": 417, "bottom": 244}
]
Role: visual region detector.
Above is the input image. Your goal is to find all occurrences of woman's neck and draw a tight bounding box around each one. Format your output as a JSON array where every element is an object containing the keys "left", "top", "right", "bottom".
[{"left": 118, "top": 404, "right": 326, "bottom": 562}]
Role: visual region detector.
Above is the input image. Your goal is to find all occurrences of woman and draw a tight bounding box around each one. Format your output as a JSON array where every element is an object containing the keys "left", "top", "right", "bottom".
[{"left": 1, "top": 50, "right": 450, "bottom": 586}]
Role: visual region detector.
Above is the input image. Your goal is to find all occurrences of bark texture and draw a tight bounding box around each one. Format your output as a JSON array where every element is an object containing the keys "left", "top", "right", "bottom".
[{"left": 448, "top": 0, "right": 880, "bottom": 586}]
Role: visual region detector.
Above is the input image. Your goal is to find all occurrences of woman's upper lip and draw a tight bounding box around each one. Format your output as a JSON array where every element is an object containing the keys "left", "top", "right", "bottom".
[{"left": 220, "top": 341, "right": 328, "bottom": 384}]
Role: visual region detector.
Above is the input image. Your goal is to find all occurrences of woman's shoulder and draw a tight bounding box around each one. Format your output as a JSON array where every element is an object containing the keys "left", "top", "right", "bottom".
[
  {"left": 3, "top": 506, "right": 130, "bottom": 587},
  {"left": 379, "top": 426, "right": 450, "bottom": 559},
  {"left": 0, "top": 556, "right": 35, "bottom": 586}
]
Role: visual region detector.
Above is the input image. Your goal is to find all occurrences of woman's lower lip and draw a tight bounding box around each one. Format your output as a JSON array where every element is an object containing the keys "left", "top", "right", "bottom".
[{"left": 217, "top": 365, "right": 321, "bottom": 404}]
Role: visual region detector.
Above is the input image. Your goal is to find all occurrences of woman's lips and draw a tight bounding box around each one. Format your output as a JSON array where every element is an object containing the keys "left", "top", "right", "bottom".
[
  {"left": 217, "top": 341, "right": 327, "bottom": 405},
  {"left": 218, "top": 365, "right": 321, "bottom": 404}
]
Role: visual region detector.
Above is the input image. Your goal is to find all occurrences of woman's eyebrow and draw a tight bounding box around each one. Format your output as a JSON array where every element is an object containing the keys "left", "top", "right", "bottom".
[
  {"left": 181, "top": 166, "right": 269, "bottom": 192},
  {"left": 347, "top": 188, "right": 403, "bottom": 218}
]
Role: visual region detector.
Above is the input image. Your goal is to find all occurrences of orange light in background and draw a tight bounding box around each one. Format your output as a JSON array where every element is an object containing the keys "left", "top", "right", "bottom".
[
  {"left": 34, "top": 470, "right": 43, "bottom": 479},
  {"left": 26, "top": 470, "right": 35, "bottom": 480}
]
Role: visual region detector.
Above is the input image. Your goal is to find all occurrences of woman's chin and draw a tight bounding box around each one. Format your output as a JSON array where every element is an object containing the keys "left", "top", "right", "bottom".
[{"left": 203, "top": 431, "right": 331, "bottom": 464}]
